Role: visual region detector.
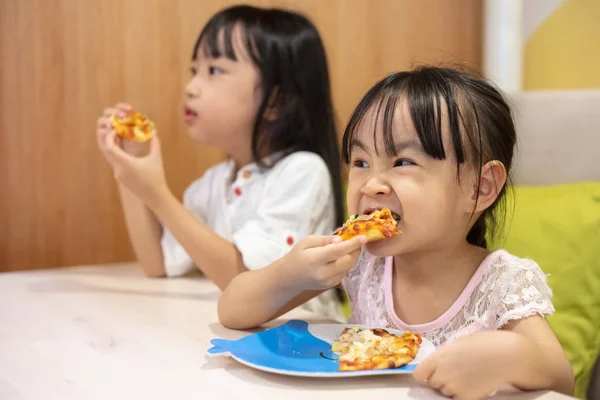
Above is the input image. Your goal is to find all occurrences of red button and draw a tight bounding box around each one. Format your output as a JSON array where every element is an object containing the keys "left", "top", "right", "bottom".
[
  {"left": 234, "top": 187, "right": 242, "bottom": 196},
  {"left": 286, "top": 236, "right": 294, "bottom": 245}
]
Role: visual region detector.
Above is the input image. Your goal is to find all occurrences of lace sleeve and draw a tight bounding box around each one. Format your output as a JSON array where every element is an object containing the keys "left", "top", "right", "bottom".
[{"left": 491, "top": 256, "right": 556, "bottom": 328}]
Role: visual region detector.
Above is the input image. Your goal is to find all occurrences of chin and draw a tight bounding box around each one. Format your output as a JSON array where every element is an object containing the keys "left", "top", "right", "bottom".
[
  {"left": 186, "top": 128, "right": 210, "bottom": 144},
  {"left": 364, "top": 235, "right": 403, "bottom": 257}
]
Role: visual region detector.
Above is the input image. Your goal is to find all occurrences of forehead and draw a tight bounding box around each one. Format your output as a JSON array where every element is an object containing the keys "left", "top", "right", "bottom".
[
  {"left": 351, "top": 99, "right": 419, "bottom": 149},
  {"left": 350, "top": 96, "right": 457, "bottom": 159},
  {"left": 196, "top": 23, "right": 254, "bottom": 63}
]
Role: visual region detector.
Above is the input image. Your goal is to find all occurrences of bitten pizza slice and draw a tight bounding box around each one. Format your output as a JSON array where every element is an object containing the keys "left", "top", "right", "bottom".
[{"left": 334, "top": 208, "right": 400, "bottom": 242}]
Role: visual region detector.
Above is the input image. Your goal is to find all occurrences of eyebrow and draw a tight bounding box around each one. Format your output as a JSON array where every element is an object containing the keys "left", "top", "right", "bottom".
[
  {"left": 350, "top": 139, "right": 425, "bottom": 154},
  {"left": 394, "top": 140, "right": 425, "bottom": 154}
]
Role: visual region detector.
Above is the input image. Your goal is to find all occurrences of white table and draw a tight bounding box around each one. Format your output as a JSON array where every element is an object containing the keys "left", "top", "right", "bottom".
[{"left": 0, "top": 264, "right": 572, "bottom": 400}]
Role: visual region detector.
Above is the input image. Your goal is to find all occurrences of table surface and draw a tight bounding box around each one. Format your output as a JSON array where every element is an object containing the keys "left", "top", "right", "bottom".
[{"left": 0, "top": 263, "right": 574, "bottom": 400}]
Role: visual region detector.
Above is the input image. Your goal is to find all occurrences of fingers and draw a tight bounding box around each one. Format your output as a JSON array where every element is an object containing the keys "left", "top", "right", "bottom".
[
  {"left": 318, "top": 235, "right": 367, "bottom": 262},
  {"left": 103, "top": 130, "right": 131, "bottom": 166},
  {"left": 102, "top": 103, "right": 132, "bottom": 118},
  {"left": 297, "top": 235, "right": 341, "bottom": 250},
  {"left": 439, "top": 383, "right": 456, "bottom": 398},
  {"left": 329, "top": 247, "right": 361, "bottom": 275},
  {"left": 413, "top": 353, "right": 436, "bottom": 383},
  {"left": 414, "top": 354, "right": 460, "bottom": 399},
  {"left": 149, "top": 131, "right": 160, "bottom": 155},
  {"left": 426, "top": 369, "right": 444, "bottom": 391},
  {"left": 103, "top": 107, "right": 117, "bottom": 117},
  {"left": 115, "top": 103, "right": 132, "bottom": 112},
  {"left": 97, "top": 108, "right": 116, "bottom": 150},
  {"left": 96, "top": 116, "right": 111, "bottom": 129},
  {"left": 97, "top": 104, "right": 134, "bottom": 158},
  {"left": 96, "top": 121, "right": 111, "bottom": 151}
]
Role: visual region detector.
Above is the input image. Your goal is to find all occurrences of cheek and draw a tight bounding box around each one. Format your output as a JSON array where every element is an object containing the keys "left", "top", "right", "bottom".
[
  {"left": 345, "top": 178, "right": 362, "bottom": 214},
  {"left": 408, "top": 185, "right": 465, "bottom": 233},
  {"left": 399, "top": 179, "right": 454, "bottom": 217}
]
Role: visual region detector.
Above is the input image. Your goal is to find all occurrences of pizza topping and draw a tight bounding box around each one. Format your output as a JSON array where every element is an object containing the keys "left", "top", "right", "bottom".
[
  {"left": 332, "top": 327, "right": 422, "bottom": 371},
  {"left": 334, "top": 207, "right": 401, "bottom": 242},
  {"left": 110, "top": 111, "right": 155, "bottom": 143}
]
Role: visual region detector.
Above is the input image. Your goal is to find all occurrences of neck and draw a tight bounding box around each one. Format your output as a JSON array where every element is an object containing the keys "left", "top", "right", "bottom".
[
  {"left": 227, "top": 142, "right": 272, "bottom": 175},
  {"left": 393, "top": 241, "right": 489, "bottom": 286},
  {"left": 227, "top": 141, "right": 254, "bottom": 174}
]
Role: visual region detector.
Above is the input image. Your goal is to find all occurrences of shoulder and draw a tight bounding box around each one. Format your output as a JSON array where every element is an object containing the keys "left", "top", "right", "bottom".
[
  {"left": 272, "top": 151, "right": 328, "bottom": 173},
  {"left": 183, "top": 159, "right": 232, "bottom": 198},
  {"left": 479, "top": 249, "right": 555, "bottom": 326},
  {"left": 265, "top": 151, "right": 331, "bottom": 185},
  {"left": 482, "top": 250, "right": 550, "bottom": 286}
]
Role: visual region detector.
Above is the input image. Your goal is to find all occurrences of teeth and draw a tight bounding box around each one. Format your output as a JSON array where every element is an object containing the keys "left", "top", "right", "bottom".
[{"left": 392, "top": 213, "right": 401, "bottom": 222}]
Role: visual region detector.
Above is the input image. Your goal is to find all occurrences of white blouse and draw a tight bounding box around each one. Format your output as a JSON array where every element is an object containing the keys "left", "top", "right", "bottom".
[{"left": 161, "top": 151, "right": 343, "bottom": 320}]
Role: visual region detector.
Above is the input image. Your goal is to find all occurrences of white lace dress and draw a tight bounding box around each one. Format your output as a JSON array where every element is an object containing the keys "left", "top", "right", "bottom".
[{"left": 341, "top": 249, "right": 555, "bottom": 347}]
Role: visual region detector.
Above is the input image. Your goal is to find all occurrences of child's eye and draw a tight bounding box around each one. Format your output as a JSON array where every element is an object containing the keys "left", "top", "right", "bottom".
[
  {"left": 209, "top": 66, "right": 224, "bottom": 75},
  {"left": 190, "top": 67, "right": 197, "bottom": 76},
  {"left": 394, "top": 159, "right": 415, "bottom": 167},
  {"left": 352, "top": 159, "right": 370, "bottom": 168}
]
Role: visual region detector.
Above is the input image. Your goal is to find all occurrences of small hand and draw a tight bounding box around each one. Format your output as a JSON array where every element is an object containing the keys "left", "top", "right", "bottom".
[
  {"left": 414, "top": 331, "right": 520, "bottom": 400},
  {"left": 283, "top": 234, "right": 367, "bottom": 291},
  {"left": 100, "top": 127, "right": 168, "bottom": 207}
]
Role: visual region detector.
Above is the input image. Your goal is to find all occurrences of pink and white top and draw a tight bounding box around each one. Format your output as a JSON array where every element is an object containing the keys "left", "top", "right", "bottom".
[{"left": 342, "top": 249, "right": 555, "bottom": 347}]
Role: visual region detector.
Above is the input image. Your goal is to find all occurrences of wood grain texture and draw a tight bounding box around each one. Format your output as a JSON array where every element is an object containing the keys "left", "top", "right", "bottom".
[{"left": 0, "top": 0, "right": 481, "bottom": 271}]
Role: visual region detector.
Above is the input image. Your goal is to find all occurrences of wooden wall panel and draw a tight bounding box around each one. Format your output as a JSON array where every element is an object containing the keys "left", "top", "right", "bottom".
[{"left": 0, "top": 0, "right": 481, "bottom": 271}]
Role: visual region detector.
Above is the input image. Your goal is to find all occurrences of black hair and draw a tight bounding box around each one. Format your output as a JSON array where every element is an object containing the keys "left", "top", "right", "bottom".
[
  {"left": 193, "top": 5, "right": 344, "bottom": 226},
  {"left": 342, "top": 66, "right": 516, "bottom": 248}
]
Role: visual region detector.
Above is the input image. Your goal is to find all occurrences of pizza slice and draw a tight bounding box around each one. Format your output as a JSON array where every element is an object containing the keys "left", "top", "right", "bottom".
[
  {"left": 110, "top": 111, "right": 155, "bottom": 143},
  {"left": 333, "top": 207, "right": 400, "bottom": 242},
  {"left": 332, "top": 326, "right": 422, "bottom": 371}
]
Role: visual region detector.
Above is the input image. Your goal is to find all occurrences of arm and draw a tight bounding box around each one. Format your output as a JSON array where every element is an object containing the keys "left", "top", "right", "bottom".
[
  {"left": 148, "top": 152, "right": 339, "bottom": 288},
  {"left": 503, "top": 316, "right": 574, "bottom": 394},
  {"left": 148, "top": 187, "right": 246, "bottom": 290},
  {"left": 217, "top": 257, "right": 324, "bottom": 329},
  {"left": 98, "top": 123, "right": 245, "bottom": 288},
  {"left": 218, "top": 235, "right": 366, "bottom": 329},
  {"left": 96, "top": 103, "right": 166, "bottom": 277},
  {"left": 414, "top": 255, "right": 573, "bottom": 399},
  {"left": 414, "top": 317, "right": 574, "bottom": 398},
  {"left": 117, "top": 184, "right": 166, "bottom": 277}
]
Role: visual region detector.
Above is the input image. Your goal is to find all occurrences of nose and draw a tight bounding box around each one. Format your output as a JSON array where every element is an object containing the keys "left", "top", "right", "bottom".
[
  {"left": 361, "top": 172, "right": 391, "bottom": 197},
  {"left": 184, "top": 77, "right": 200, "bottom": 99}
]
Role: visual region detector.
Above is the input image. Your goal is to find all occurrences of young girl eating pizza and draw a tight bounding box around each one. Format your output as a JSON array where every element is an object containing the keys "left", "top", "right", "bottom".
[
  {"left": 217, "top": 66, "right": 574, "bottom": 398},
  {"left": 95, "top": 5, "right": 345, "bottom": 319}
]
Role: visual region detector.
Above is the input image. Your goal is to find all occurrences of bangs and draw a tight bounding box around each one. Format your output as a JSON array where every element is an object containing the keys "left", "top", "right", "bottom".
[
  {"left": 342, "top": 69, "right": 474, "bottom": 166},
  {"left": 192, "top": 14, "right": 259, "bottom": 64}
]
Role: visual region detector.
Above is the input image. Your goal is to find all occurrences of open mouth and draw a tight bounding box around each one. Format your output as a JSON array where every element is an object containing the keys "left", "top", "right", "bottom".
[
  {"left": 184, "top": 105, "right": 198, "bottom": 119},
  {"left": 363, "top": 207, "right": 402, "bottom": 223}
]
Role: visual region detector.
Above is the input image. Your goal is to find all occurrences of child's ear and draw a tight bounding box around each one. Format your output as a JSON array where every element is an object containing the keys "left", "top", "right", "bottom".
[
  {"left": 472, "top": 160, "right": 507, "bottom": 213},
  {"left": 263, "top": 87, "right": 280, "bottom": 122}
]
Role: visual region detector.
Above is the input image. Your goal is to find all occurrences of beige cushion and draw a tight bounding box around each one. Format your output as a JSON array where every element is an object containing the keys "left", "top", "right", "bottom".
[{"left": 508, "top": 90, "right": 600, "bottom": 185}]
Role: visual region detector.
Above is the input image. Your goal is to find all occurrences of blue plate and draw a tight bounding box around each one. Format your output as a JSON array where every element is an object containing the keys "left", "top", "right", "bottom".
[{"left": 207, "top": 320, "right": 435, "bottom": 377}]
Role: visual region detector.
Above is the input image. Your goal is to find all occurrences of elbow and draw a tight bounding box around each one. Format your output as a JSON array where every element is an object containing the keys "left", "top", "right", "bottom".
[
  {"left": 145, "top": 270, "right": 166, "bottom": 278},
  {"left": 560, "top": 362, "right": 575, "bottom": 396},
  {"left": 542, "top": 348, "right": 575, "bottom": 396},
  {"left": 139, "top": 261, "right": 167, "bottom": 278},
  {"left": 217, "top": 295, "right": 259, "bottom": 331},
  {"left": 552, "top": 347, "right": 575, "bottom": 396}
]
